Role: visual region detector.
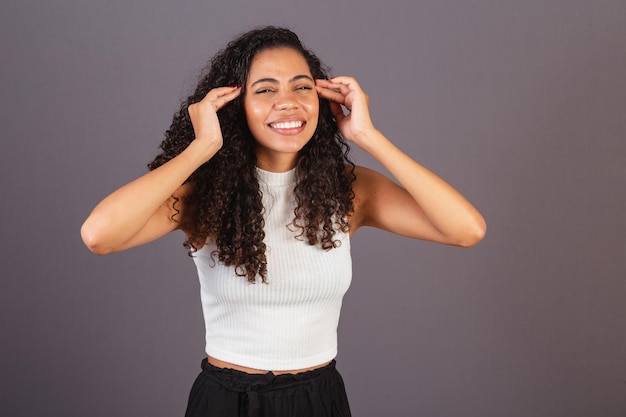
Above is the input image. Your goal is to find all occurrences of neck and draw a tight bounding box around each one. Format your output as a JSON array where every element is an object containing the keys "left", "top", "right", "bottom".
[{"left": 255, "top": 153, "right": 299, "bottom": 173}]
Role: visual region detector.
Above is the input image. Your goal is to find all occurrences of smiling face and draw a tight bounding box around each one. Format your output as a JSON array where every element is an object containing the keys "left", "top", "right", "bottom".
[{"left": 244, "top": 47, "right": 319, "bottom": 172}]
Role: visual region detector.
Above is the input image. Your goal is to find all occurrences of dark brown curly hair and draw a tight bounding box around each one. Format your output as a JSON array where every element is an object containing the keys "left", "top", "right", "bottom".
[{"left": 148, "top": 26, "right": 355, "bottom": 283}]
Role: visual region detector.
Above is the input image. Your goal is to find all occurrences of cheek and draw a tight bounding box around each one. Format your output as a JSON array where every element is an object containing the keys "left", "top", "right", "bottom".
[
  {"left": 309, "top": 104, "right": 320, "bottom": 126},
  {"left": 244, "top": 100, "right": 264, "bottom": 127},
  {"left": 303, "top": 97, "right": 320, "bottom": 119}
]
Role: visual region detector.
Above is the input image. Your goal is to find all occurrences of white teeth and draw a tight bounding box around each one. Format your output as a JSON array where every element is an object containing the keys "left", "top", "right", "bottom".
[{"left": 271, "top": 121, "right": 303, "bottom": 129}]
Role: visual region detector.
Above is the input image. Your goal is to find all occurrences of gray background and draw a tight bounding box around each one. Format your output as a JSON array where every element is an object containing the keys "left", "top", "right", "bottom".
[{"left": 2, "top": 1, "right": 625, "bottom": 416}]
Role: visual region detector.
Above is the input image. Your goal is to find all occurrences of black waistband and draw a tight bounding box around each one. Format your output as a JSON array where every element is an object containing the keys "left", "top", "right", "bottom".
[
  {"left": 200, "top": 358, "right": 337, "bottom": 393},
  {"left": 191, "top": 359, "right": 345, "bottom": 417}
]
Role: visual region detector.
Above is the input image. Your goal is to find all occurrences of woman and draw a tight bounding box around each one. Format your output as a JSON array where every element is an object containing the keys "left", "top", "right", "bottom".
[{"left": 81, "top": 26, "right": 485, "bottom": 417}]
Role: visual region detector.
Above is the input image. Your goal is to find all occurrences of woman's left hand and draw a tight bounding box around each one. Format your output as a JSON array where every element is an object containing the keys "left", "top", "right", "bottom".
[
  {"left": 316, "top": 77, "right": 376, "bottom": 146},
  {"left": 318, "top": 78, "right": 486, "bottom": 248}
]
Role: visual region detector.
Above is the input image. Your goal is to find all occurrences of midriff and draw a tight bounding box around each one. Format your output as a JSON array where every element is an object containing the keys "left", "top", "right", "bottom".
[{"left": 207, "top": 355, "right": 332, "bottom": 375}]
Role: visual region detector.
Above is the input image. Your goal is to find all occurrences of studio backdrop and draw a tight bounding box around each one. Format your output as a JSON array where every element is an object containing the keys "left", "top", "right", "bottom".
[{"left": 2, "top": 1, "right": 625, "bottom": 416}]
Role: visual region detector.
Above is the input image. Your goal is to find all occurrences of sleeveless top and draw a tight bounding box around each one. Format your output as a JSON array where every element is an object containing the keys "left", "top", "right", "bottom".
[{"left": 192, "top": 167, "right": 352, "bottom": 370}]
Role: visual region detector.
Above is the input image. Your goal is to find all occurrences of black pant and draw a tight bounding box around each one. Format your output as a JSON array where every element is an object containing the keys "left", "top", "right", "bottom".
[{"left": 185, "top": 359, "right": 352, "bottom": 417}]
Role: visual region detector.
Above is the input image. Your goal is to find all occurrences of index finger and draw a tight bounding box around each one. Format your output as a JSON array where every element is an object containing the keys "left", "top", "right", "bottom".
[
  {"left": 205, "top": 86, "right": 241, "bottom": 111},
  {"left": 316, "top": 79, "right": 350, "bottom": 96},
  {"left": 316, "top": 84, "right": 346, "bottom": 105},
  {"left": 327, "top": 76, "right": 361, "bottom": 92}
]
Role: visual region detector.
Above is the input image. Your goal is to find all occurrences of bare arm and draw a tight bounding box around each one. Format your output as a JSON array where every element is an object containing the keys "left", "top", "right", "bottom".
[
  {"left": 80, "top": 86, "right": 241, "bottom": 254},
  {"left": 317, "top": 77, "right": 486, "bottom": 247}
]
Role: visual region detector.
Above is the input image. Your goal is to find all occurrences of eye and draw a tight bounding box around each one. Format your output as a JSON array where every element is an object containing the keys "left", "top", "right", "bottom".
[
  {"left": 255, "top": 87, "right": 275, "bottom": 94},
  {"left": 295, "top": 85, "right": 313, "bottom": 91}
]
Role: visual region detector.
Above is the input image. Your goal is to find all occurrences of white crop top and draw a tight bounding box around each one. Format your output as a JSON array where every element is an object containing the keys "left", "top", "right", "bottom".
[{"left": 192, "top": 167, "right": 352, "bottom": 371}]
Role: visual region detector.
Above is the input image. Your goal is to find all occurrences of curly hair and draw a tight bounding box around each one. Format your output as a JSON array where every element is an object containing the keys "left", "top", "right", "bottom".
[{"left": 148, "top": 26, "right": 355, "bottom": 283}]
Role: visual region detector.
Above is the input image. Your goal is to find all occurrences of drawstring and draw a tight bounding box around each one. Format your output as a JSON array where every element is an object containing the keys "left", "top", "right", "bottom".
[
  {"left": 200, "top": 359, "right": 337, "bottom": 416},
  {"left": 245, "top": 371, "right": 276, "bottom": 417}
]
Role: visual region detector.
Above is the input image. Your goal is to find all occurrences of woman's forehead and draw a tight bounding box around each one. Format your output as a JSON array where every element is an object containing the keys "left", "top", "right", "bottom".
[{"left": 248, "top": 47, "right": 312, "bottom": 79}]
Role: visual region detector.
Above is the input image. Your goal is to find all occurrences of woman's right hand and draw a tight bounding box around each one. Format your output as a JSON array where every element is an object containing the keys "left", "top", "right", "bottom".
[
  {"left": 81, "top": 86, "right": 241, "bottom": 255},
  {"left": 187, "top": 86, "right": 241, "bottom": 156}
]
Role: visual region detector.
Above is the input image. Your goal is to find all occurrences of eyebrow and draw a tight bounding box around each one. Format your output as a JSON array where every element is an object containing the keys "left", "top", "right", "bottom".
[{"left": 250, "top": 74, "right": 314, "bottom": 87}]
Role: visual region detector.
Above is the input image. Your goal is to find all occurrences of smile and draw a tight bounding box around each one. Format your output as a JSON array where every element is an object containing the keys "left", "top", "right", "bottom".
[{"left": 269, "top": 121, "right": 305, "bottom": 129}]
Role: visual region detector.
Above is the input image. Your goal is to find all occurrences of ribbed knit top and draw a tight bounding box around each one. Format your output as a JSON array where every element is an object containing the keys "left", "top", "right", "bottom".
[{"left": 192, "top": 167, "right": 352, "bottom": 371}]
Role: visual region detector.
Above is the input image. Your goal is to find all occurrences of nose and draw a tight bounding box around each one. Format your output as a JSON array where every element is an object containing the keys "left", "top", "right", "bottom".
[{"left": 275, "top": 91, "right": 298, "bottom": 111}]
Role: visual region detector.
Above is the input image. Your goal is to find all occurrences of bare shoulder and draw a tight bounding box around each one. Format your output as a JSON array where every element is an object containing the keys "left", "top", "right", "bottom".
[
  {"left": 349, "top": 165, "right": 442, "bottom": 241},
  {"left": 349, "top": 165, "right": 398, "bottom": 232},
  {"left": 351, "top": 165, "right": 401, "bottom": 202},
  {"left": 352, "top": 165, "right": 389, "bottom": 188}
]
